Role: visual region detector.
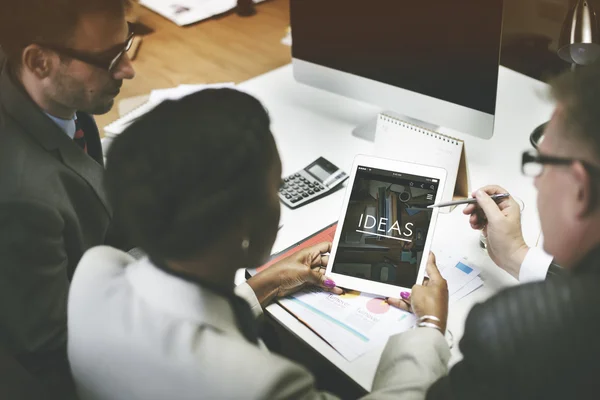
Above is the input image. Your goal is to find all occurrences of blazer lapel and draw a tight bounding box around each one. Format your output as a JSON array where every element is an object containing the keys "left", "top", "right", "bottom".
[
  {"left": 0, "top": 63, "right": 111, "bottom": 215},
  {"left": 57, "top": 140, "right": 111, "bottom": 215}
]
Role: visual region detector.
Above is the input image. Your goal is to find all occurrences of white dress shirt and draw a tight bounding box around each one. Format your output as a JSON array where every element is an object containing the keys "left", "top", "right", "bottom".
[
  {"left": 68, "top": 246, "right": 450, "bottom": 400},
  {"left": 519, "top": 247, "right": 553, "bottom": 282}
]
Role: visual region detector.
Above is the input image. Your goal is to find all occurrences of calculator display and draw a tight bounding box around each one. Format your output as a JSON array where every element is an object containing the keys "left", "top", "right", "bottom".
[
  {"left": 307, "top": 164, "right": 330, "bottom": 182},
  {"left": 305, "top": 157, "right": 338, "bottom": 183}
]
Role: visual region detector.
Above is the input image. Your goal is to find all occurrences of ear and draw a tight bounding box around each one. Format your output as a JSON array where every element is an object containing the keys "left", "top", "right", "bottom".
[
  {"left": 571, "top": 161, "right": 594, "bottom": 217},
  {"left": 21, "top": 45, "right": 54, "bottom": 79}
]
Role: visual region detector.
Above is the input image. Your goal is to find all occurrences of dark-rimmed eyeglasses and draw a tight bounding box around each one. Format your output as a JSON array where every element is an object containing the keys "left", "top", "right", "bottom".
[
  {"left": 37, "top": 23, "right": 135, "bottom": 73},
  {"left": 521, "top": 150, "right": 600, "bottom": 177}
]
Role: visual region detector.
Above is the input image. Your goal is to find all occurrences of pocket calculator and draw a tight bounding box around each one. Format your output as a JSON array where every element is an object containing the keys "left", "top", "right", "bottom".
[{"left": 279, "top": 157, "right": 348, "bottom": 209}]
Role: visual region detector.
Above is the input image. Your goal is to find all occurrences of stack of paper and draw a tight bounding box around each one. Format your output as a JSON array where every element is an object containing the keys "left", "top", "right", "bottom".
[
  {"left": 140, "top": 0, "right": 265, "bottom": 26},
  {"left": 435, "top": 251, "right": 484, "bottom": 304},
  {"left": 103, "top": 83, "right": 234, "bottom": 136}
]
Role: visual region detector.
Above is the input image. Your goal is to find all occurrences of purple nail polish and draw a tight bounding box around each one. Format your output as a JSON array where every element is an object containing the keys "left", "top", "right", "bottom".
[
  {"left": 324, "top": 279, "right": 336, "bottom": 288},
  {"left": 400, "top": 291, "right": 410, "bottom": 300}
]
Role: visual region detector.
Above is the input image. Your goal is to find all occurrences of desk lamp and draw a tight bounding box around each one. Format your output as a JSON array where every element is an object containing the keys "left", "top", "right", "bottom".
[
  {"left": 530, "top": 0, "right": 600, "bottom": 148},
  {"left": 558, "top": 0, "right": 600, "bottom": 66}
]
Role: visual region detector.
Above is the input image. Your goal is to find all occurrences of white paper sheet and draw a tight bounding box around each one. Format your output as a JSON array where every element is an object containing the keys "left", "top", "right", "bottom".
[
  {"left": 277, "top": 255, "right": 483, "bottom": 361},
  {"left": 140, "top": 0, "right": 265, "bottom": 26},
  {"left": 104, "top": 83, "right": 235, "bottom": 136},
  {"left": 279, "top": 288, "right": 416, "bottom": 361}
]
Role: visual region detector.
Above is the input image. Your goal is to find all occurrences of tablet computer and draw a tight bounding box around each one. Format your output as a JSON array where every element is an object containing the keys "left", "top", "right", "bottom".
[{"left": 325, "top": 155, "right": 447, "bottom": 298}]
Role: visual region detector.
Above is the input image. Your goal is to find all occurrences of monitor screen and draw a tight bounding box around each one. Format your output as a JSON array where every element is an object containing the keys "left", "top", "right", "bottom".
[
  {"left": 291, "top": 0, "right": 503, "bottom": 115},
  {"left": 331, "top": 166, "right": 440, "bottom": 288}
]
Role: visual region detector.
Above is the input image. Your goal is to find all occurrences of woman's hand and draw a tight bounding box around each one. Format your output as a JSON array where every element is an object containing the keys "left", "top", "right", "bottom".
[
  {"left": 246, "top": 242, "right": 343, "bottom": 307},
  {"left": 387, "top": 253, "right": 449, "bottom": 333}
]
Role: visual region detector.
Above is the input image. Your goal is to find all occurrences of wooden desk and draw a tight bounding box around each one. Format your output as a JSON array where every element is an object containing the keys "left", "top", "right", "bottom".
[{"left": 95, "top": 0, "right": 291, "bottom": 134}]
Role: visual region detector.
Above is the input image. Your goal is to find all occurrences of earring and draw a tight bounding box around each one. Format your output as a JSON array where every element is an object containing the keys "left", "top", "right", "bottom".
[{"left": 241, "top": 238, "right": 250, "bottom": 250}]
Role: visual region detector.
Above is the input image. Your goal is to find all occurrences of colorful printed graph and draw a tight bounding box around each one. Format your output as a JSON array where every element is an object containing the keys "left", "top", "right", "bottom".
[
  {"left": 340, "top": 290, "right": 361, "bottom": 299},
  {"left": 366, "top": 298, "right": 390, "bottom": 314}
]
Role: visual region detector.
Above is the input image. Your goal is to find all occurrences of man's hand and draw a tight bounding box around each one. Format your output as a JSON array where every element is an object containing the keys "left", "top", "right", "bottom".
[
  {"left": 463, "top": 185, "right": 529, "bottom": 278},
  {"left": 246, "top": 242, "right": 343, "bottom": 307},
  {"left": 388, "top": 253, "right": 448, "bottom": 333}
]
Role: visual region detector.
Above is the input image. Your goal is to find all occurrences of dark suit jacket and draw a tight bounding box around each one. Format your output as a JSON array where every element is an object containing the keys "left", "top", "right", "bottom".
[
  {"left": 0, "top": 52, "right": 117, "bottom": 397},
  {"left": 427, "top": 247, "right": 600, "bottom": 400}
]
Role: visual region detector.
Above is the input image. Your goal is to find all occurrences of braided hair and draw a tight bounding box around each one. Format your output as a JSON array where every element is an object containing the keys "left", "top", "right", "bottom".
[{"left": 105, "top": 88, "right": 278, "bottom": 261}]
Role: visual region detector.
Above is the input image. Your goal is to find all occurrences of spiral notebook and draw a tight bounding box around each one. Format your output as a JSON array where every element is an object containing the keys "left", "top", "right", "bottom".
[{"left": 374, "top": 113, "right": 469, "bottom": 207}]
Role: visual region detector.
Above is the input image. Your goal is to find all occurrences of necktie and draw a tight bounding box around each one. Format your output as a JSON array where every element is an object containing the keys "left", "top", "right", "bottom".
[{"left": 73, "top": 119, "right": 87, "bottom": 154}]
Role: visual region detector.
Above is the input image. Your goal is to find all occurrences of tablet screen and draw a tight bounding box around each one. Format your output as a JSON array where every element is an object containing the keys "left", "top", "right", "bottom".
[{"left": 331, "top": 165, "right": 440, "bottom": 288}]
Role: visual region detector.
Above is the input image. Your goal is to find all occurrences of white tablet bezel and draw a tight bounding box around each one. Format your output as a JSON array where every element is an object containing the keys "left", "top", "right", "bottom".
[{"left": 325, "top": 155, "right": 447, "bottom": 298}]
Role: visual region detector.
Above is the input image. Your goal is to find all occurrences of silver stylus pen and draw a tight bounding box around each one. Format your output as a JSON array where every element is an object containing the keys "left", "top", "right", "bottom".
[{"left": 427, "top": 193, "right": 510, "bottom": 209}]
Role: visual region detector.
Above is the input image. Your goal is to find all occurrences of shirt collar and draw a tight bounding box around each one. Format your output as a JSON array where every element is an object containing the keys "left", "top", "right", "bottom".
[{"left": 45, "top": 113, "right": 77, "bottom": 139}]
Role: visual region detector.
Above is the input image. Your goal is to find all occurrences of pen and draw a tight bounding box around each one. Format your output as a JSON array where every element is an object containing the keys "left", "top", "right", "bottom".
[{"left": 427, "top": 193, "right": 510, "bottom": 209}]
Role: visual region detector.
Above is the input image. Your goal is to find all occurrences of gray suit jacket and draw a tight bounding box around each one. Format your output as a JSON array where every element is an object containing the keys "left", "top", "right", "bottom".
[{"left": 0, "top": 51, "right": 119, "bottom": 396}]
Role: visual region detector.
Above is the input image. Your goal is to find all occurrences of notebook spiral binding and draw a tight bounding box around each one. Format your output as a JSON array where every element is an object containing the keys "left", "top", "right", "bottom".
[{"left": 380, "top": 113, "right": 461, "bottom": 146}]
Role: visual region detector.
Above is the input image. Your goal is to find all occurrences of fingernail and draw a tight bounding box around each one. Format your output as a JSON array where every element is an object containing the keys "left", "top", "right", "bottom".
[
  {"left": 475, "top": 190, "right": 483, "bottom": 198},
  {"left": 324, "top": 279, "right": 336, "bottom": 288},
  {"left": 400, "top": 291, "right": 410, "bottom": 299}
]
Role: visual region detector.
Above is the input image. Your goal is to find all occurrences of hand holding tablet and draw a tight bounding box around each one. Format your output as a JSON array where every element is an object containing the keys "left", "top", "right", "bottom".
[
  {"left": 387, "top": 253, "right": 449, "bottom": 333},
  {"left": 325, "top": 155, "right": 447, "bottom": 298}
]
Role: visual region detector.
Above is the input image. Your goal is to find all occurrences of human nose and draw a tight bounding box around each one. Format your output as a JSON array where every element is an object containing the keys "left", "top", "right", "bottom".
[{"left": 111, "top": 53, "right": 136, "bottom": 80}]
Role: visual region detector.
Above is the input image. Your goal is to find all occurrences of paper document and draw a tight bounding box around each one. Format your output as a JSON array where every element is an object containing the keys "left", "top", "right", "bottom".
[
  {"left": 435, "top": 250, "right": 484, "bottom": 304},
  {"left": 148, "top": 83, "right": 235, "bottom": 103},
  {"left": 140, "top": 0, "right": 265, "bottom": 26},
  {"left": 251, "top": 226, "right": 484, "bottom": 361},
  {"left": 104, "top": 83, "right": 234, "bottom": 136},
  {"left": 280, "top": 288, "right": 416, "bottom": 361},
  {"left": 276, "top": 255, "right": 483, "bottom": 361}
]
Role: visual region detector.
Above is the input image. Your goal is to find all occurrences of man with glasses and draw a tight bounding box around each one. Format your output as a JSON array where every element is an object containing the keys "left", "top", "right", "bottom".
[
  {"left": 0, "top": 0, "right": 135, "bottom": 397},
  {"left": 412, "top": 64, "right": 600, "bottom": 398}
]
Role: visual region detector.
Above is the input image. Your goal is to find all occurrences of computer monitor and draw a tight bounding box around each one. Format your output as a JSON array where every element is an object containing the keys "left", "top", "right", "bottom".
[{"left": 290, "top": 0, "right": 504, "bottom": 140}]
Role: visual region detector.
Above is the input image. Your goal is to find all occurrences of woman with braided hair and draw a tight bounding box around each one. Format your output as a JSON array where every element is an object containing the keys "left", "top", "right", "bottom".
[{"left": 66, "top": 88, "right": 449, "bottom": 400}]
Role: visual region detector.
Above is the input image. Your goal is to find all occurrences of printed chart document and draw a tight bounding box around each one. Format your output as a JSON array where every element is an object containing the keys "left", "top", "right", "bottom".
[
  {"left": 434, "top": 250, "right": 483, "bottom": 304},
  {"left": 248, "top": 226, "right": 484, "bottom": 361},
  {"left": 280, "top": 288, "right": 415, "bottom": 361}
]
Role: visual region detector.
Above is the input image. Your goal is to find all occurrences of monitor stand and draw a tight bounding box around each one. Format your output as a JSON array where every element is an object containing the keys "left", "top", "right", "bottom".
[{"left": 352, "top": 111, "right": 441, "bottom": 142}]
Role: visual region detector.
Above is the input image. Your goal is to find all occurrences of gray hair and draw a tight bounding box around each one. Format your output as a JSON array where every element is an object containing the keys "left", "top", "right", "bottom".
[{"left": 549, "top": 63, "right": 600, "bottom": 161}]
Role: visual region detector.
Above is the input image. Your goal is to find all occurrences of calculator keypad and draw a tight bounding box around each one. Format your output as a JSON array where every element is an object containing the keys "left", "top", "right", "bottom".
[{"left": 279, "top": 173, "right": 327, "bottom": 208}]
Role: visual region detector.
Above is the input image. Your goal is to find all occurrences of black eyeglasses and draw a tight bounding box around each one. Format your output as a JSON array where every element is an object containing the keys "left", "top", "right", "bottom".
[
  {"left": 521, "top": 150, "right": 600, "bottom": 177},
  {"left": 37, "top": 23, "right": 135, "bottom": 73}
]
